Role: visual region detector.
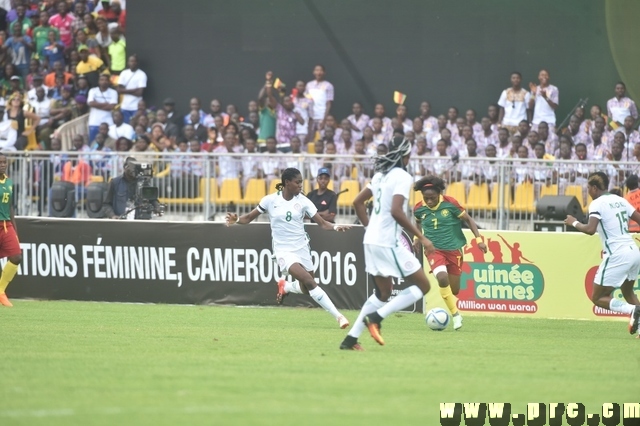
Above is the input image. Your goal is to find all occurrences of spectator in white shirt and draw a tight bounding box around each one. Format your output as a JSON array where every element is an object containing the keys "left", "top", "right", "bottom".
[
  {"left": 87, "top": 73, "right": 118, "bottom": 143},
  {"left": 240, "top": 138, "right": 260, "bottom": 187},
  {"left": 292, "top": 80, "right": 313, "bottom": 144},
  {"left": 116, "top": 55, "right": 147, "bottom": 124},
  {"left": 607, "top": 82, "right": 638, "bottom": 128},
  {"left": 498, "top": 71, "right": 531, "bottom": 134},
  {"left": 465, "top": 109, "right": 482, "bottom": 134},
  {"left": 27, "top": 74, "right": 50, "bottom": 103},
  {"left": 528, "top": 69, "right": 559, "bottom": 132},
  {"left": 214, "top": 132, "right": 241, "bottom": 186},
  {"left": 261, "top": 136, "right": 282, "bottom": 188},
  {"left": 304, "top": 64, "right": 334, "bottom": 132},
  {"left": 32, "top": 86, "right": 52, "bottom": 144},
  {"left": 108, "top": 110, "right": 135, "bottom": 141},
  {"left": 347, "top": 101, "right": 369, "bottom": 141}
]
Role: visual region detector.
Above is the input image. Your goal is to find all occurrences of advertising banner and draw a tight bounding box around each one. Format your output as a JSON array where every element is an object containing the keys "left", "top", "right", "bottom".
[
  {"left": 8, "top": 218, "right": 368, "bottom": 310},
  {"left": 424, "top": 230, "right": 640, "bottom": 321}
]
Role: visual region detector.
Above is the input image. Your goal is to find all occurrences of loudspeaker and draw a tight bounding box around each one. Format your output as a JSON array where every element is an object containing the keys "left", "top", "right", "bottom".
[
  {"left": 86, "top": 182, "right": 109, "bottom": 218},
  {"left": 536, "top": 195, "right": 585, "bottom": 222},
  {"left": 50, "top": 181, "right": 76, "bottom": 218}
]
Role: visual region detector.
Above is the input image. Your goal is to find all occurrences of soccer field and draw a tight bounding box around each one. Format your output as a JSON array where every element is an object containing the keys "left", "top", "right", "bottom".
[{"left": 0, "top": 301, "right": 638, "bottom": 426}]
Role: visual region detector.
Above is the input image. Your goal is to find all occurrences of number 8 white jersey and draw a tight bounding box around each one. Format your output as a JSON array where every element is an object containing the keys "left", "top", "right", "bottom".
[
  {"left": 257, "top": 192, "right": 318, "bottom": 252},
  {"left": 363, "top": 168, "right": 413, "bottom": 248},
  {"left": 588, "top": 193, "right": 636, "bottom": 256}
]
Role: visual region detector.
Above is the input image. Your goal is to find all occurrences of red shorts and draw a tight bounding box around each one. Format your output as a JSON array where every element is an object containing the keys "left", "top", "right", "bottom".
[
  {"left": 0, "top": 222, "right": 21, "bottom": 258},
  {"left": 427, "top": 249, "right": 463, "bottom": 276}
]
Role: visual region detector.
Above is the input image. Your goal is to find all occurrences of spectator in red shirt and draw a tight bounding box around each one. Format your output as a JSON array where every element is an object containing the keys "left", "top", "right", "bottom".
[
  {"left": 97, "top": 0, "right": 118, "bottom": 24},
  {"left": 48, "top": 0, "right": 76, "bottom": 50}
]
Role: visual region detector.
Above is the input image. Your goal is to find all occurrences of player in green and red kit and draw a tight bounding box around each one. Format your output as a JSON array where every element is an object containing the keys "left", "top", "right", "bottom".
[
  {"left": 412, "top": 175, "right": 486, "bottom": 330},
  {"left": 0, "top": 153, "right": 22, "bottom": 307}
]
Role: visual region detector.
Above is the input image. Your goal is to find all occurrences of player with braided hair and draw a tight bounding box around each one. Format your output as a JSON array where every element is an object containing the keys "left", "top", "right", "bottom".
[
  {"left": 565, "top": 171, "right": 640, "bottom": 336},
  {"left": 340, "top": 137, "right": 435, "bottom": 350},
  {"left": 226, "top": 167, "right": 351, "bottom": 329},
  {"left": 412, "top": 175, "right": 486, "bottom": 330}
]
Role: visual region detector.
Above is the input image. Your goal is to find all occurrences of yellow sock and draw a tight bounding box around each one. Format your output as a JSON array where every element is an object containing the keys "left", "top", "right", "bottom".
[
  {"left": 0, "top": 261, "right": 19, "bottom": 293},
  {"left": 439, "top": 285, "right": 459, "bottom": 316}
]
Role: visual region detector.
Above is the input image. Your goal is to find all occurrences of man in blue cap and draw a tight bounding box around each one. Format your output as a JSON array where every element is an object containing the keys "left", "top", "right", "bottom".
[{"left": 306, "top": 167, "right": 337, "bottom": 223}]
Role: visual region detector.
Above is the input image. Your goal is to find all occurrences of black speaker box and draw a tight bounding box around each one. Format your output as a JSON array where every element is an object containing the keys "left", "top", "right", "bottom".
[
  {"left": 86, "top": 182, "right": 109, "bottom": 218},
  {"left": 50, "top": 181, "right": 76, "bottom": 218},
  {"left": 536, "top": 195, "right": 585, "bottom": 222}
]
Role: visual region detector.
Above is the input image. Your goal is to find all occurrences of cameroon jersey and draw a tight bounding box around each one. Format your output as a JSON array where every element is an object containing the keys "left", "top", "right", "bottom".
[
  {"left": 0, "top": 177, "right": 13, "bottom": 221},
  {"left": 414, "top": 195, "right": 466, "bottom": 250}
]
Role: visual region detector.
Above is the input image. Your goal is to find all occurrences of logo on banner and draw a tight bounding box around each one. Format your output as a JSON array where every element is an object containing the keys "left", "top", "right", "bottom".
[{"left": 457, "top": 234, "right": 544, "bottom": 314}]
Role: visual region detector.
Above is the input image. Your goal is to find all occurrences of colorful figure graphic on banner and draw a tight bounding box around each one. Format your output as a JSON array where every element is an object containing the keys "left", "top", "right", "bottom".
[
  {"left": 497, "top": 234, "right": 534, "bottom": 264},
  {"left": 464, "top": 238, "right": 486, "bottom": 263},
  {"left": 457, "top": 232, "right": 543, "bottom": 313}
]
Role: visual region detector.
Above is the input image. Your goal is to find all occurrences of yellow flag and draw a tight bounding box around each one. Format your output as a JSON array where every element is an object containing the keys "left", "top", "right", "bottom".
[{"left": 393, "top": 91, "right": 407, "bottom": 105}]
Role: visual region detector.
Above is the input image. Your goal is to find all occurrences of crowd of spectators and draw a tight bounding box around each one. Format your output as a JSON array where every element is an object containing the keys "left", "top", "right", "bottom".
[{"left": 2, "top": 0, "right": 639, "bottom": 207}]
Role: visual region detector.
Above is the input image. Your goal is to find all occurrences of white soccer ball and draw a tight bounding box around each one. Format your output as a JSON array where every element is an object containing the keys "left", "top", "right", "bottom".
[{"left": 425, "top": 308, "right": 450, "bottom": 331}]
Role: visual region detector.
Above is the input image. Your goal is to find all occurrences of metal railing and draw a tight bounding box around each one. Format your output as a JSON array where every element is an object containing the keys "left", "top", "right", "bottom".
[
  {"left": 56, "top": 114, "right": 89, "bottom": 150},
  {"left": 12, "top": 150, "right": 636, "bottom": 229}
]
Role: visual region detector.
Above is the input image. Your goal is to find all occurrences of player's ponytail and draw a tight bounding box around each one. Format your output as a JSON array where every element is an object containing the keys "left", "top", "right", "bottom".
[
  {"left": 276, "top": 167, "right": 301, "bottom": 192},
  {"left": 414, "top": 175, "right": 446, "bottom": 193},
  {"left": 587, "top": 171, "right": 609, "bottom": 191}
]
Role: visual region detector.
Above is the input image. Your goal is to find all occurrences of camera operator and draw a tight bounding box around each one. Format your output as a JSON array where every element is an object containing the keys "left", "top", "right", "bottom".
[{"left": 103, "top": 156, "right": 138, "bottom": 219}]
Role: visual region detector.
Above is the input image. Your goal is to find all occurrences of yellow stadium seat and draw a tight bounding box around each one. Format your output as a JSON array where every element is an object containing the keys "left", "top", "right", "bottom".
[
  {"left": 217, "top": 178, "right": 242, "bottom": 205},
  {"left": 205, "top": 178, "right": 217, "bottom": 202},
  {"left": 337, "top": 180, "right": 360, "bottom": 207},
  {"left": 243, "top": 178, "right": 266, "bottom": 206},
  {"left": 539, "top": 184, "right": 558, "bottom": 198},
  {"left": 488, "top": 184, "right": 511, "bottom": 211},
  {"left": 158, "top": 177, "right": 215, "bottom": 205},
  {"left": 307, "top": 142, "right": 315, "bottom": 154},
  {"left": 304, "top": 179, "right": 311, "bottom": 195},
  {"left": 445, "top": 182, "right": 466, "bottom": 205},
  {"left": 564, "top": 185, "right": 586, "bottom": 211},
  {"left": 269, "top": 179, "right": 280, "bottom": 194},
  {"left": 466, "top": 183, "right": 489, "bottom": 210},
  {"left": 511, "top": 182, "right": 535, "bottom": 213},
  {"left": 409, "top": 187, "right": 419, "bottom": 209},
  {"left": 90, "top": 175, "right": 104, "bottom": 183}
]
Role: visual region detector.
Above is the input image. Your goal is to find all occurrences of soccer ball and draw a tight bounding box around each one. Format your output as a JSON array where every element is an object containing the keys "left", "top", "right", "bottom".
[{"left": 425, "top": 308, "right": 450, "bottom": 331}]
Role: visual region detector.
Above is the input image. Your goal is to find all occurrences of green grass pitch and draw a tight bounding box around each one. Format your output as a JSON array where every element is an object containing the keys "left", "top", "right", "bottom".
[{"left": 0, "top": 301, "right": 638, "bottom": 426}]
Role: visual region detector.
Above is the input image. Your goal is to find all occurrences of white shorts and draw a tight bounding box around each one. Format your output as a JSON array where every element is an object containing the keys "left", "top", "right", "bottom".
[
  {"left": 364, "top": 244, "right": 421, "bottom": 278},
  {"left": 594, "top": 245, "right": 640, "bottom": 288},
  {"left": 274, "top": 246, "right": 314, "bottom": 274}
]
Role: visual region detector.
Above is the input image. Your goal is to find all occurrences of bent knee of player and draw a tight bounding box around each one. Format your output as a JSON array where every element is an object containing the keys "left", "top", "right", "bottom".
[
  {"left": 433, "top": 266, "right": 449, "bottom": 286},
  {"left": 8, "top": 254, "right": 22, "bottom": 265}
]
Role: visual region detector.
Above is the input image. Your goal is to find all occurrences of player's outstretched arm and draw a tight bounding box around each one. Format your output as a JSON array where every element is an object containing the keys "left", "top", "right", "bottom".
[
  {"left": 460, "top": 212, "right": 487, "bottom": 253},
  {"left": 226, "top": 208, "right": 261, "bottom": 227},
  {"left": 353, "top": 187, "right": 373, "bottom": 228},
  {"left": 310, "top": 213, "right": 350, "bottom": 232},
  {"left": 564, "top": 214, "right": 598, "bottom": 235}
]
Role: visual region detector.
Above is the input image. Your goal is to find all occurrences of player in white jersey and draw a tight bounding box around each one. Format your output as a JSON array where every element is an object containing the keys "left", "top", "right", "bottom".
[
  {"left": 340, "top": 137, "right": 436, "bottom": 350},
  {"left": 565, "top": 171, "right": 640, "bottom": 336},
  {"left": 226, "top": 168, "right": 351, "bottom": 329}
]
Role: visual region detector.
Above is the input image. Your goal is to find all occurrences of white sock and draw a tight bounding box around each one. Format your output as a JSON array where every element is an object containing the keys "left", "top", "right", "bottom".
[
  {"left": 283, "top": 280, "right": 303, "bottom": 294},
  {"left": 608, "top": 298, "right": 636, "bottom": 315},
  {"left": 308, "top": 286, "right": 341, "bottom": 319},
  {"left": 348, "top": 294, "right": 386, "bottom": 339},
  {"left": 377, "top": 285, "right": 424, "bottom": 319}
]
